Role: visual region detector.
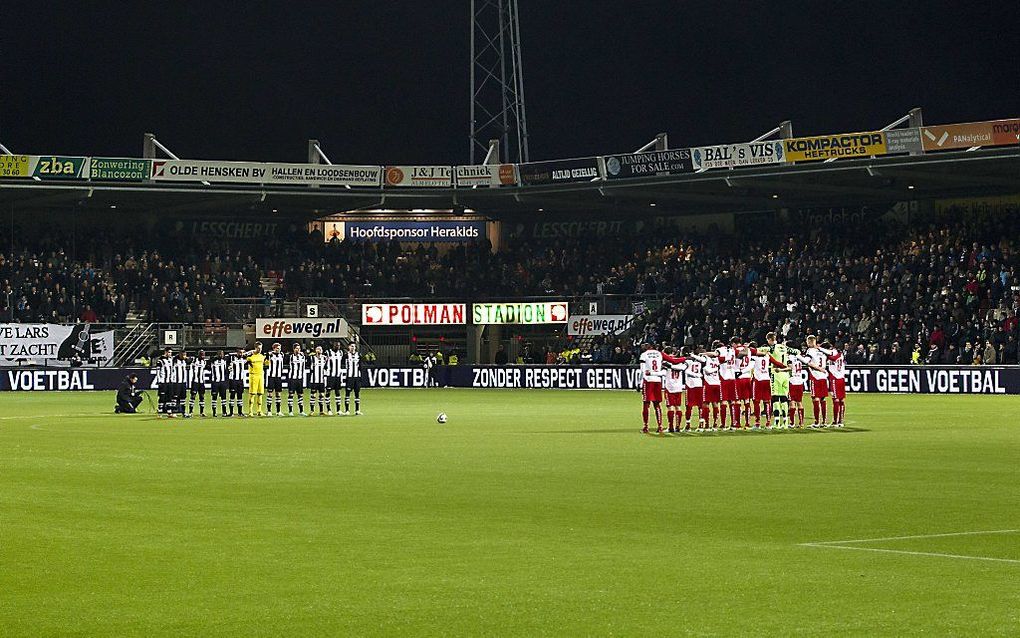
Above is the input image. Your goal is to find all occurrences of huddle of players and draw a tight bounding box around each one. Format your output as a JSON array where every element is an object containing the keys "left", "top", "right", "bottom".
[
  {"left": 638, "top": 333, "right": 847, "bottom": 434},
  {"left": 154, "top": 341, "right": 363, "bottom": 418}
]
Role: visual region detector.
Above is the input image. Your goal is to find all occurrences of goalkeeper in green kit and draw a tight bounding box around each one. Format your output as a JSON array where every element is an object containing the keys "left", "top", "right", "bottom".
[{"left": 764, "top": 332, "right": 796, "bottom": 429}]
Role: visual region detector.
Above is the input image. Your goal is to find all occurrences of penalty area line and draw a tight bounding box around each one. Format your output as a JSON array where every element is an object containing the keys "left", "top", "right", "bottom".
[
  {"left": 799, "top": 543, "right": 1020, "bottom": 565},
  {"left": 804, "top": 529, "right": 1020, "bottom": 545},
  {"left": 799, "top": 529, "right": 1020, "bottom": 565}
]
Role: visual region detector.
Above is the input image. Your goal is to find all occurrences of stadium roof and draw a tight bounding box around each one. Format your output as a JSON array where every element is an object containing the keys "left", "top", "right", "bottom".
[{"left": 1, "top": 147, "right": 1018, "bottom": 218}]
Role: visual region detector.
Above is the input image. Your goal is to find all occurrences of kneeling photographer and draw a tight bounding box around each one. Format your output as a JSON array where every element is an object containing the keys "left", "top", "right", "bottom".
[{"left": 115, "top": 374, "right": 143, "bottom": 414}]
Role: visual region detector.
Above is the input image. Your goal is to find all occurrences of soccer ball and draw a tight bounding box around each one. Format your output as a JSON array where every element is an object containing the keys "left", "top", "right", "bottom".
[{"left": 436, "top": 412, "right": 448, "bottom": 424}]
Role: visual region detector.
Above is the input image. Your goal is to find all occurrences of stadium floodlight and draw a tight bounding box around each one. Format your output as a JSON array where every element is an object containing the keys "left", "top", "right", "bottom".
[{"left": 470, "top": 0, "right": 530, "bottom": 164}]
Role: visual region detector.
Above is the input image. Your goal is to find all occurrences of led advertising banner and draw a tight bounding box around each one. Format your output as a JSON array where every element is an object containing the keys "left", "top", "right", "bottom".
[
  {"left": 472, "top": 302, "right": 569, "bottom": 324},
  {"left": 361, "top": 303, "right": 467, "bottom": 326}
]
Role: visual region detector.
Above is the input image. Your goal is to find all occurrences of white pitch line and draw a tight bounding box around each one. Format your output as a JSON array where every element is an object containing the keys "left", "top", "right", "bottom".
[
  {"left": 800, "top": 543, "right": 1020, "bottom": 565},
  {"left": 804, "top": 529, "right": 1019, "bottom": 545}
]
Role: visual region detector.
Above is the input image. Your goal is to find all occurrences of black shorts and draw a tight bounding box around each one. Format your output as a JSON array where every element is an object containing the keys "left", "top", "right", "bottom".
[
  {"left": 309, "top": 382, "right": 325, "bottom": 392},
  {"left": 267, "top": 377, "right": 283, "bottom": 392},
  {"left": 288, "top": 380, "right": 304, "bottom": 392},
  {"left": 327, "top": 376, "right": 344, "bottom": 391},
  {"left": 345, "top": 377, "right": 361, "bottom": 391},
  {"left": 229, "top": 379, "right": 244, "bottom": 394},
  {"left": 158, "top": 384, "right": 168, "bottom": 399},
  {"left": 190, "top": 383, "right": 205, "bottom": 395},
  {"left": 212, "top": 381, "right": 229, "bottom": 397}
]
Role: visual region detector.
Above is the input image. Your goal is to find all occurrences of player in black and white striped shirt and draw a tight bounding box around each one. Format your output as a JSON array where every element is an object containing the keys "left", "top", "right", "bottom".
[
  {"left": 171, "top": 351, "right": 189, "bottom": 417},
  {"left": 343, "top": 342, "right": 362, "bottom": 415},
  {"left": 265, "top": 342, "right": 286, "bottom": 416},
  {"left": 209, "top": 351, "right": 229, "bottom": 417},
  {"left": 286, "top": 343, "right": 307, "bottom": 416},
  {"left": 154, "top": 348, "right": 173, "bottom": 417},
  {"left": 326, "top": 342, "right": 345, "bottom": 415},
  {"left": 188, "top": 350, "right": 208, "bottom": 417},
  {"left": 228, "top": 346, "right": 247, "bottom": 416},
  {"left": 308, "top": 346, "right": 329, "bottom": 415}
]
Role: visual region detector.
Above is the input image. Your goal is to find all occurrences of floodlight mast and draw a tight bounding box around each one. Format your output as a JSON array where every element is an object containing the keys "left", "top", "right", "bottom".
[{"left": 470, "top": 0, "right": 530, "bottom": 165}]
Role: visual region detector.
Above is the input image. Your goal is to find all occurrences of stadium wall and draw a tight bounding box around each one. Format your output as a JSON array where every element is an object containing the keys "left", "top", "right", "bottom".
[{"left": 2, "top": 365, "right": 1019, "bottom": 394}]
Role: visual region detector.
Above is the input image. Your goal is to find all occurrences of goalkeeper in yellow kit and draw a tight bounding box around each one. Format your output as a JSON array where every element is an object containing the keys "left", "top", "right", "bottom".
[{"left": 246, "top": 342, "right": 267, "bottom": 417}]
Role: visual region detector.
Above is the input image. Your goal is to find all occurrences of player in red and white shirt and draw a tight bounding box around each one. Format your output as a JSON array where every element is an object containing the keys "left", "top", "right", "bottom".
[
  {"left": 661, "top": 346, "right": 687, "bottom": 433},
  {"left": 638, "top": 343, "right": 666, "bottom": 434},
  {"left": 699, "top": 350, "right": 722, "bottom": 430},
  {"left": 716, "top": 337, "right": 741, "bottom": 430},
  {"left": 683, "top": 349, "right": 707, "bottom": 430},
  {"left": 824, "top": 341, "right": 847, "bottom": 427},
  {"left": 735, "top": 346, "right": 754, "bottom": 427},
  {"left": 788, "top": 352, "right": 811, "bottom": 428},
  {"left": 804, "top": 335, "right": 832, "bottom": 427}
]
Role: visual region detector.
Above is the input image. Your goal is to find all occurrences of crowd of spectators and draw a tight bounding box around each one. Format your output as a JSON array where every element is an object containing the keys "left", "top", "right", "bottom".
[
  {"left": 2, "top": 207, "right": 1018, "bottom": 364},
  {"left": 627, "top": 210, "right": 1019, "bottom": 364}
]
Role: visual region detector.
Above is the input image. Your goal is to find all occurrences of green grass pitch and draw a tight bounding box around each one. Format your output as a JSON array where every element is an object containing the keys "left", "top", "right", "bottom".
[{"left": 2, "top": 390, "right": 1018, "bottom": 636}]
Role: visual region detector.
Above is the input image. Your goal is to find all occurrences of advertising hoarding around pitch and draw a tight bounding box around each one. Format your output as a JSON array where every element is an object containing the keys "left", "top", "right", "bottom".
[
  {"left": 603, "top": 149, "right": 693, "bottom": 178},
  {"left": 517, "top": 157, "right": 601, "bottom": 185},
  {"left": 361, "top": 303, "right": 467, "bottom": 326},
  {"left": 384, "top": 165, "right": 454, "bottom": 187},
  {"left": 454, "top": 164, "right": 517, "bottom": 187},
  {"left": 255, "top": 318, "right": 351, "bottom": 340},
  {"left": 0, "top": 323, "right": 113, "bottom": 366},
  {"left": 472, "top": 302, "right": 569, "bottom": 324},
  {"left": 566, "top": 314, "right": 634, "bottom": 336},
  {"left": 690, "top": 141, "right": 784, "bottom": 170},
  {"left": 783, "top": 131, "right": 887, "bottom": 162},
  {"left": 342, "top": 221, "right": 486, "bottom": 243}
]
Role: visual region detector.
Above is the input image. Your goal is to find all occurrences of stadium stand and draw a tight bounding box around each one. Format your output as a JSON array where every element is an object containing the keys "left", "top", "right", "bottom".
[{"left": 2, "top": 207, "right": 1017, "bottom": 364}]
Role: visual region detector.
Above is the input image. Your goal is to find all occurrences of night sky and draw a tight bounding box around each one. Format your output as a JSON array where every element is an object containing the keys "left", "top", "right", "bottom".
[{"left": 2, "top": 2, "right": 1017, "bottom": 164}]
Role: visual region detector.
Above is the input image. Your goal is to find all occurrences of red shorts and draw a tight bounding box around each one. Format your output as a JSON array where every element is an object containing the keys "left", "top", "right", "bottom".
[
  {"left": 686, "top": 386, "right": 703, "bottom": 407},
  {"left": 811, "top": 378, "right": 829, "bottom": 399},
  {"left": 665, "top": 390, "right": 684, "bottom": 407},
  {"left": 789, "top": 383, "right": 804, "bottom": 402},
  {"left": 642, "top": 381, "right": 663, "bottom": 403},
  {"left": 829, "top": 378, "right": 846, "bottom": 400},
  {"left": 704, "top": 383, "right": 720, "bottom": 404},
  {"left": 754, "top": 379, "right": 772, "bottom": 401},
  {"left": 720, "top": 379, "right": 737, "bottom": 402},
  {"left": 736, "top": 378, "right": 753, "bottom": 401}
]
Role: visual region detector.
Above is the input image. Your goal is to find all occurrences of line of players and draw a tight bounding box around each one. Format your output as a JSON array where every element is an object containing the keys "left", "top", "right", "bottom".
[
  {"left": 638, "top": 333, "right": 847, "bottom": 434},
  {"left": 153, "top": 341, "right": 363, "bottom": 418}
]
